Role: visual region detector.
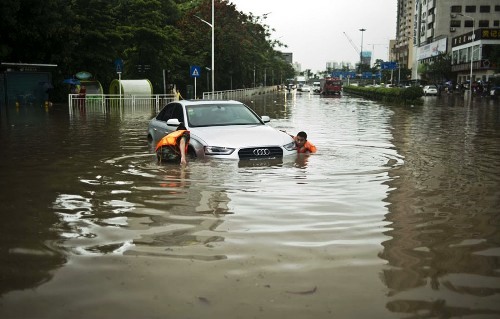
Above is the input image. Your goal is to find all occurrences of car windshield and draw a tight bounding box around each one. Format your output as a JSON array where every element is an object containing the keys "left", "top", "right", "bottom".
[{"left": 186, "top": 103, "right": 263, "bottom": 127}]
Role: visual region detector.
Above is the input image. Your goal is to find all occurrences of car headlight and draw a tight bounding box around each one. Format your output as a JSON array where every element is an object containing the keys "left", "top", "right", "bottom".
[
  {"left": 204, "top": 146, "right": 235, "bottom": 155},
  {"left": 283, "top": 141, "right": 296, "bottom": 151}
]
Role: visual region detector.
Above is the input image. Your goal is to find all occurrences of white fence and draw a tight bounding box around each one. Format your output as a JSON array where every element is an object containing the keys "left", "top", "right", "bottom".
[
  {"left": 68, "top": 94, "right": 177, "bottom": 114},
  {"left": 68, "top": 86, "right": 281, "bottom": 114}
]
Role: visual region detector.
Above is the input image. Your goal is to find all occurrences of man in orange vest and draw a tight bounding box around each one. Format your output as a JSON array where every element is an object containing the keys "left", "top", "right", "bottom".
[
  {"left": 155, "top": 123, "right": 190, "bottom": 165},
  {"left": 294, "top": 131, "right": 317, "bottom": 154}
]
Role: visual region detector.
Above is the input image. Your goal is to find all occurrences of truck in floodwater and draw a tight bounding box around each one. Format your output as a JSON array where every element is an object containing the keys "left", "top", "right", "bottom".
[{"left": 320, "top": 77, "right": 342, "bottom": 95}]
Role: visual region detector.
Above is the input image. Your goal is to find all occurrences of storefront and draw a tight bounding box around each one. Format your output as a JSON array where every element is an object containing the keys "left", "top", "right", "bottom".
[{"left": 451, "top": 28, "right": 500, "bottom": 84}]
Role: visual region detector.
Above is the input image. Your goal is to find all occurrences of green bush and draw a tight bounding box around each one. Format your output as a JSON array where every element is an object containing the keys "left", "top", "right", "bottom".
[
  {"left": 343, "top": 85, "right": 423, "bottom": 103},
  {"left": 401, "top": 86, "right": 424, "bottom": 100}
]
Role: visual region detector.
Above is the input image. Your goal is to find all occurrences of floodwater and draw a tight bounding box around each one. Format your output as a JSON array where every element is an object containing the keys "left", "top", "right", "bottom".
[{"left": 0, "top": 91, "right": 499, "bottom": 319}]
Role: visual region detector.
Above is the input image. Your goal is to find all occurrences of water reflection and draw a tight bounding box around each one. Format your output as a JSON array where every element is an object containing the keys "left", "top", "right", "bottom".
[{"left": 380, "top": 96, "right": 500, "bottom": 317}]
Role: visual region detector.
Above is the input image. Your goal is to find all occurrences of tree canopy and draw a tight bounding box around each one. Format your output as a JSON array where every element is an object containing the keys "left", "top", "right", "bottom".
[{"left": 0, "top": 0, "right": 295, "bottom": 101}]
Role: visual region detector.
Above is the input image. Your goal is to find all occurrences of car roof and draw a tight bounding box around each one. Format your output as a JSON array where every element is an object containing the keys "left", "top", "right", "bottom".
[{"left": 177, "top": 99, "right": 241, "bottom": 106}]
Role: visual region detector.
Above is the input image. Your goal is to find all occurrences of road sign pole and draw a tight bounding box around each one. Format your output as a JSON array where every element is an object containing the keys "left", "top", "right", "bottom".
[
  {"left": 118, "top": 72, "right": 122, "bottom": 107},
  {"left": 194, "top": 77, "right": 197, "bottom": 99}
]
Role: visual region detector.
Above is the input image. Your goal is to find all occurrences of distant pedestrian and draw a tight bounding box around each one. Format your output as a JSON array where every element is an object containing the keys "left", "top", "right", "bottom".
[{"left": 78, "top": 85, "right": 86, "bottom": 107}]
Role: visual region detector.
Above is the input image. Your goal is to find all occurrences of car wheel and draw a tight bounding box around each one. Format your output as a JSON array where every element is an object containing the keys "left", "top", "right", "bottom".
[{"left": 188, "top": 146, "right": 197, "bottom": 158}]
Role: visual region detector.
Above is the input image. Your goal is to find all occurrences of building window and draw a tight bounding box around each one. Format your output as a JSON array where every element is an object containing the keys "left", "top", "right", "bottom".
[
  {"left": 480, "top": 6, "right": 490, "bottom": 13},
  {"left": 450, "top": 20, "right": 461, "bottom": 27},
  {"left": 465, "top": 6, "right": 476, "bottom": 13},
  {"left": 451, "top": 5, "right": 462, "bottom": 13},
  {"left": 452, "top": 51, "right": 459, "bottom": 65},
  {"left": 494, "top": 20, "right": 499, "bottom": 27},
  {"left": 478, "top": 20, "right": 489, "bottom": 27},
  {"left": 495, "top": 5, "right": 500, "bottom": 12},
  {"left": 464, "top": 20, "right": 474, "bottom": 28}
]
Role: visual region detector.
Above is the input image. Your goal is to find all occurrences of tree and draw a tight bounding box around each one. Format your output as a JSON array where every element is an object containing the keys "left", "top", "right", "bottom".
[
  {"left": 418, "top": 53, "right": 452, "bottom": 84},
  {"left": 116, "top": 0, "right": 181, "bottom": 92},
  {"left": 175, "top": 0, "right": 293, "bottom": 93},
  {"left": 1, "top": 0, "right": 295, "bottom": 100}
]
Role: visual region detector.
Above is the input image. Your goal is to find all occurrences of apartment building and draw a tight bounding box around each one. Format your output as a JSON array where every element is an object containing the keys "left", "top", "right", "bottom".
[
  {"left": 395, "top": 0, "right": 500, "bottom": 82},
  {"left": 394, "top": 0, "right": 415, "bottom": 71}
]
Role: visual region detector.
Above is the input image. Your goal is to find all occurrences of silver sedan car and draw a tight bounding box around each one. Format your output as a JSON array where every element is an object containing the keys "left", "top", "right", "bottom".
[{"left": 147, "top": 100, "right": 296, "bottom": 160}]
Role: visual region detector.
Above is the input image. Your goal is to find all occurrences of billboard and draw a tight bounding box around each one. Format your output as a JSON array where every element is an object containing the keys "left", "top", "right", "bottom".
[{"left": 417, "top": 38, "right": 447, "bottom": 60}]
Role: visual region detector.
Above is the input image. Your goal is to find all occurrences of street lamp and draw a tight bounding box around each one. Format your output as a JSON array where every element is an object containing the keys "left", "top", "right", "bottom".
[
  {"left": 456, "top": 13, "right": 475, "bottom": 89},
  {"left": 194, "top": 0, "right": 214, "bottom": 93},
  {"left": 211, "top": 0, "right": 214, "bottom": 93},
  {"left": 359, "top": 28, "right": 366, "bottom": 74}
]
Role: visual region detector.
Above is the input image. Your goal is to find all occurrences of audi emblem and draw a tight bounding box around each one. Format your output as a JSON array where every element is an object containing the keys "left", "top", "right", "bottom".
[{"left": 253, "top": 148, "right": 271, "bottom": 156}]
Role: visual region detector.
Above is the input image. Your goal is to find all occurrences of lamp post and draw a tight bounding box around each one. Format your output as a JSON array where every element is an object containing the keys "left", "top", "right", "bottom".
[
  {"left": 211, "top": 0, "right": 214, "bottom": 93},
  {"left": 253, "top": 64, "right": 256, "bottom": 88},
  {"left": 456, "top": 13, "right": 475, "bottom": 89},
  {"left": 359, "top": 28, "right": 366, "bottom": 74},
  {"left": 194, "top": 0, "right": 214, "bottom": 93}
]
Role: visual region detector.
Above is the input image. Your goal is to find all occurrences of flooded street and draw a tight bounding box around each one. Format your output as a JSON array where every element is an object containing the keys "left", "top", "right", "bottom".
[{"left": 1, "top": 92, "right": 499, "bottom": 318}]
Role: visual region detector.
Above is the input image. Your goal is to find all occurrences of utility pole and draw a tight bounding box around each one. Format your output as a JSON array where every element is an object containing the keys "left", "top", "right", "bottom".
[{"left": 359, "top": 28, "right": 366, "bottom": 74}]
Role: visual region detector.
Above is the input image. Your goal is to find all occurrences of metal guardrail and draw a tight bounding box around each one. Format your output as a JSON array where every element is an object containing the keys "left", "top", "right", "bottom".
[
  {"left": 68, "top": 94, "right": 177, "bottom": 113},
  {"left": 202, "top": 86, "right": 280, "bottom": 100}
]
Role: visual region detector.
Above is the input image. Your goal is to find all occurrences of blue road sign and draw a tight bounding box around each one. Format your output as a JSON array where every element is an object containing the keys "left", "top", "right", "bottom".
[
  {"left": 332, "top": 71, "right": 342, "bottom": 78},
  {"left": 381, "top": 62, "right": 398, "bottom": 70},
  {"left": 331, "top": 71, "right": 357, "bottom": 79},
  {"left": 190, "top": 65, "right": 201, "bottom": 78},
  {"left": 114, "top": 58, "right": 124, "bottom": 73}
]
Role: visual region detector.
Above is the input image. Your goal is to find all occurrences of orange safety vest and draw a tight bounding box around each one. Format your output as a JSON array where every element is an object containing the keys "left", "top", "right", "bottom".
[
  {"left": 155, "top": 130, "right": 190, "bottom": 154},
  {"left": 295, "top": 137, "right": 317, "bottom": 154}
]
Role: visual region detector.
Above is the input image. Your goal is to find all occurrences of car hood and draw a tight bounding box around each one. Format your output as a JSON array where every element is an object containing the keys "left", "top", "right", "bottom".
[{"left": 190, "top": 125, "right": 292, "bottom": 148}]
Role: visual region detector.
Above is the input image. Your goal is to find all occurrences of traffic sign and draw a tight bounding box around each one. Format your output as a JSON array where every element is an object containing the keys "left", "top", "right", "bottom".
[
  {"left": 381, "top": 62, "right": 398, "bottom": 70},
  {"left": 331, "top": 71, "right": 357, "bottom": 79},
  {"left": 190, "top": 65, "right": 201, "bottom": 78},
  {"left": 114, "top": 58, "right": 124, "bottom": 73}
]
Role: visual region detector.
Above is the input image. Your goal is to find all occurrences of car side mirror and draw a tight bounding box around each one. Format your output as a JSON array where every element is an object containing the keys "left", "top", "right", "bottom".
[
  {"left": 261, "top": 115, "right": 271, "bottom": 123},
  {"left": 166, "top": 118, "right": 181, "bottom": 127}
]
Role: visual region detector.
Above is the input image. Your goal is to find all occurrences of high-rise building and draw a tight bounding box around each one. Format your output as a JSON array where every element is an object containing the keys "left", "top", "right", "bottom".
[
  {"left": 326, "top": 61, "right": 353, "bottom": 71},
  {"left": 394, "top": 0, "right": 415, "bottom": 72},
  {"left": 396, "top": 0, "right": 500, "bottom": 82}
]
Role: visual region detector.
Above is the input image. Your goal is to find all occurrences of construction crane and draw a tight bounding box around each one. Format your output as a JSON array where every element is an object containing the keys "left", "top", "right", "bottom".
[{"left": 343, "top": 32, "right": 360, "bottom": 55}]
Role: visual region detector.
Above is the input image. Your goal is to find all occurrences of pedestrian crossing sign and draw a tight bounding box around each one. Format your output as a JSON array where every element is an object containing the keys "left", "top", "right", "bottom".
[{"left": 190, "top": 65, "right": 201, "bottom": 78}]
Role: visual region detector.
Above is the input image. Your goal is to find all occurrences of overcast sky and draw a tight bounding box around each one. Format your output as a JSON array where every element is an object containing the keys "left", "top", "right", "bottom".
[{"left": 229, "top": 0, "right": 397, "bottom": 72}]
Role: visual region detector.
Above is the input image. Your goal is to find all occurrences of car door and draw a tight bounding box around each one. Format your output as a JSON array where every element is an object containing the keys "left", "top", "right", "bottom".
[{"left": 154, "top": 103, "right": 185, "bottom": 138}]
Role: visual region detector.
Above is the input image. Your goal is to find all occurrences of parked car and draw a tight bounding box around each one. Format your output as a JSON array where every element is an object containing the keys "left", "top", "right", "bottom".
[
  {"left": 147, "top": 100, "right": 296, "bottom": 160},
  {"left": 312, "top": 82, "right": 321, "bottom": 93},
  {"left": 299, "top": 84, "right": 311, "bottom": 92},
  {"left": 423, "top": 85, "right": 438, "bottom": 96}
]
